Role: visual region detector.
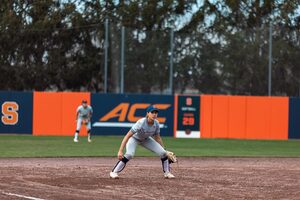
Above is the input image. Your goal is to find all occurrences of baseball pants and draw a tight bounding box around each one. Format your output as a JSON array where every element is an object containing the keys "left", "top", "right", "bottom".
[
  {"left": 125, "top": 137, "right": 167, "bottom": 160},
  {"left": 76, "top": 118, "right": 91, "bottom": 131}
]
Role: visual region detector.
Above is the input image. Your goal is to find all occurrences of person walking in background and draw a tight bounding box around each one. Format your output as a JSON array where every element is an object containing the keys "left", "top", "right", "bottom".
[
  {"left": 109, "top": 105, "right": 175, "bottom": 179},
  {"left": 74, "top": 100, "right": 93, "bottom": 143}
]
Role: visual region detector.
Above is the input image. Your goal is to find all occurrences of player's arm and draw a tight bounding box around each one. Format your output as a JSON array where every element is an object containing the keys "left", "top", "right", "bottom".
[
  {"left": 118, "top": 130, "right": 134, "bottom": 160},
  {"left": 76, "top": 111, "right": 79, "bottom": 121},
  {"left": 153, "top": 134, "right": 165, "bottom": 148},
  {"left": 76, "top": 106, "right": 80, "bottom": 120},
  {"left": 88, "top": 106, "right": 93, "bottom": 120}
]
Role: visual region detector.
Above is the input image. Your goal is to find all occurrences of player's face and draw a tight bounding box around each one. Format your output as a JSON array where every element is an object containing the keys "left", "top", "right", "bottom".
[
  {"left": 148, "top": 110, "right": 158, "bottom": 120},
  {"left": 82, "top": 102, "right": 87, "bottom": 108}
]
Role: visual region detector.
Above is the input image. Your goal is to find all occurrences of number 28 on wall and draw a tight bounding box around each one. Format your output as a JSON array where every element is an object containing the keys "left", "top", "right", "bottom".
[{"left": 1, "top": 101, "right": 19, "bottom": 125}]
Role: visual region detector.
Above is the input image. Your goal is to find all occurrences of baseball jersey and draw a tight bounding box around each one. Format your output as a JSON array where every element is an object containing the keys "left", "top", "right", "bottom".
[
  {"left": 77, "top": 105, "right": 93, "bottom": 119},
  {"left": 130, "top": 117, "right": 160, "bottom": 141}
]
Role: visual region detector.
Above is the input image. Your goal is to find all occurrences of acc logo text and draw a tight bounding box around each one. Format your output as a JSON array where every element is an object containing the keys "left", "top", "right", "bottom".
[{"left": 93, "top": 103, "right": 171, "bottom": 128}]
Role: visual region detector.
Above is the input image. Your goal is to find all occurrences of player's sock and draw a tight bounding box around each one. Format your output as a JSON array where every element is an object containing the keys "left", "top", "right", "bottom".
[
  {"left": 87, "top": 130, "right": 91, "bottom": 140},
  {"left": 74, "top": 130, "right": 79, "bottom": 139},
  {"left": 112, "top": 157, "right": 129, "bottom": 173},
  {"left": 161, "top": 156, "right": 170, "bottom": 173}
]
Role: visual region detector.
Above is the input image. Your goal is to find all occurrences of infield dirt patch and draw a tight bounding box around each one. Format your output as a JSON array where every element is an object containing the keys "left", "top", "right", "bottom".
[{"left": 0, "top": 157, "right": 299, "bottom": 200}]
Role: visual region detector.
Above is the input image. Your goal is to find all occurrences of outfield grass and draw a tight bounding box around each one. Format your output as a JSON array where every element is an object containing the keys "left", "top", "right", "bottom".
[{"left": 0, "top": 135, "right": 299, "bottom": 158}]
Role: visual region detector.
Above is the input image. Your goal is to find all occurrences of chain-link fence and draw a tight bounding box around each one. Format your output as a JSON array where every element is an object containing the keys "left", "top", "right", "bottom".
[
  {"left": 106, "top": 20, "right": 300, "bottom": 96},
  {"left": 108, "top": 21, "right": 171, "bottom": 94},
  {"left": 1, "top": 17, "right": 300, "bottom": 96},
  {"left": 104, "top": 20, "right": 299, "bottom": 95}
]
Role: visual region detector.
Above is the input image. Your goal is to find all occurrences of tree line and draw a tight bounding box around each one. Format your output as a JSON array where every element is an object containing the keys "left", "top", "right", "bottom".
[{"left": 1, "top": 0, "right": 300, "bottom": 96}]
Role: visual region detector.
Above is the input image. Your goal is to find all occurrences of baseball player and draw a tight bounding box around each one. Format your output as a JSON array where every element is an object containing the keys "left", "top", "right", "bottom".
[
  {"left": 109, "top": 105, "right": 175, "bottom": 179},
  {"left": 73, "top": 100, "right": 93, "bottom": 143}
]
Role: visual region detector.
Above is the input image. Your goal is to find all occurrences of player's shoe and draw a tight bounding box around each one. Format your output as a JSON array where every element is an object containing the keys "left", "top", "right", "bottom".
[
  {"left": 110, "top": 172, "right": 119, "bottom": 179},
  {"left": 88, "top": 138, "right": 92, "bottom": 143},
  {"left": 164, "top": 172, "right": 175, "bottom": 179},
  {"left": 73, "top": 138, "right": 79, "bottom": 143}
]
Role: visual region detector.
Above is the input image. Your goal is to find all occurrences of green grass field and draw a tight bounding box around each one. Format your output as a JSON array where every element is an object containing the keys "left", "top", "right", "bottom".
[{"left": 0, "top": 135, "right": 299, "bottom": 158}]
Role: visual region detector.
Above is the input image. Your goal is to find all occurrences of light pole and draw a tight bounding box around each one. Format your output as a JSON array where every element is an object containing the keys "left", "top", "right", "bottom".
[
  {"left": 268, "top": 19, "right": 272, "bottom": 96},
  {"left": 120, "top": 26, "right": 125, "bottom": 94},
  {"left": 104, "top": 18, "right": 108, "bottom": 93},
  {"left": 169, "top": 29, "right": 174, "bottom": 94}
]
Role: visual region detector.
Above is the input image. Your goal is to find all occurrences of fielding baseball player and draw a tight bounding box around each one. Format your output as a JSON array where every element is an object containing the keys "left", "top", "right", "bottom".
[
  {"left": 109, "top": 105, "right": 175, "bottom": 179},
  {"left": 73, "top": 100, "right": 93, "bottom": 143}
]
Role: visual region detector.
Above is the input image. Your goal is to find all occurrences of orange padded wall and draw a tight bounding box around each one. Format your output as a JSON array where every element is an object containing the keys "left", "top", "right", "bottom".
[
  {"left": 268, "top": 97, "right": 288, "bottom": 139},
  {"left": 228, "top": 96, "right": 247, "bottom": 139},
  {"left": 200, "top": 95, "right": 212, "bottom": 138},
  {"left": 200, "top": 95, "right": 288, "bottom": 140},
  {"left": 245, "top": 96, "right": 288, "bottom": 140},
  {"left": 33, "top": 92, "right": 90, "bottom": 136},
  {"left": 211, "top": 95, "right": 229, "bottom": 138},
  {"left": 246, "top": 96, "right": 270, "bottom": 139},
  {"left": 33, "top": 92, "right": 62, "bottom": 136}
]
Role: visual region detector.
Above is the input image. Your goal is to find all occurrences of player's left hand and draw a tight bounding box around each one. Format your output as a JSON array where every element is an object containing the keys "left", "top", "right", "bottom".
[
  {"left": 166, "top": 150, "right": 177, "bottom": 163},
  {"left": 82, "top": 119, "right": 89, "bottom": 125}
]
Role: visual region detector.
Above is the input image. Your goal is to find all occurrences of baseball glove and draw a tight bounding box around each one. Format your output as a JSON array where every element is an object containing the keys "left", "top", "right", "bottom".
[{"left": 166, "top": 150, "right": 177, "bottom": 163}]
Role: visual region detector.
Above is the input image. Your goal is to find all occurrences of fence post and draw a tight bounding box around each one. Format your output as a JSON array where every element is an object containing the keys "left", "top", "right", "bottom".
[
  {"left": 169, "top": 29, "right": 174, "bottom": 94},
  {"left": 120, "top": 26, "right": 125, "bottom": 94},
  {"left": 104, "top": 18, "right": 109, "bottom": 93},
  {"left": 268, "top": 20, "right": 272, "bottom": 96}
]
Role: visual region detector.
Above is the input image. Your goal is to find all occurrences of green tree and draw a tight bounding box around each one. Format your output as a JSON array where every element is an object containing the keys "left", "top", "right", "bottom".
[
  {"left": 104, "top": 0, "right": 197, "bottom": 93},
  {"left": 178, "top": 0, "right": 300, "bottom": 95},
  {"left": 0, "top": 0, "right": 104, "bottom": 91}
]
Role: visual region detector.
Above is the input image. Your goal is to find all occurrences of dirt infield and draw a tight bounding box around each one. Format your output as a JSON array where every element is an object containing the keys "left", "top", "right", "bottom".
[{"left": 0, "top": 157, "right": 299, "bottom": 200}]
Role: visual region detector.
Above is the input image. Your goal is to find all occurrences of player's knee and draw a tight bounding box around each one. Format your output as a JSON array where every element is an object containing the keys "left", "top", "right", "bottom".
[{"left": 159, "top": 150, "right": 167, "bottom": 159}]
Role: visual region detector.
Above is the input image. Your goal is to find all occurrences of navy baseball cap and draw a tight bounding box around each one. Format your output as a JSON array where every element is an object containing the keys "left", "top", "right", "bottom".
[{"left": 146, "top": 105, "right": 159, "bottom": 113}]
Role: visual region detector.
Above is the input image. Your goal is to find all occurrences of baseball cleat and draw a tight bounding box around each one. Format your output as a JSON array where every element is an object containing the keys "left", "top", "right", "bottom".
[
  {"left": 110, "top": 172, "right": 119, "bottom": 179},
  {"left": 88, "top": 138, "right": 92, "bottom": 143},
  {"left": 164, "top": 172, "right": 175, "bottom": 179},
  {"left": 73, "top": 138, "right": 79, "bottom": 143}
]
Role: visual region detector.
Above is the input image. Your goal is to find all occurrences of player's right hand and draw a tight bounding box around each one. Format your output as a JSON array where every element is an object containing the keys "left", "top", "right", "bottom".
[{"left": 118, "top": 151, "right": 123, "bottom": 160}]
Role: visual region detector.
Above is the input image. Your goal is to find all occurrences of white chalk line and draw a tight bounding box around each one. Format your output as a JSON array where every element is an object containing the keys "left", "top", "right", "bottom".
[{"left": 2, "top": 192, "right": 45, "bottom": 200}]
